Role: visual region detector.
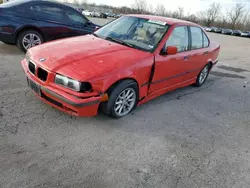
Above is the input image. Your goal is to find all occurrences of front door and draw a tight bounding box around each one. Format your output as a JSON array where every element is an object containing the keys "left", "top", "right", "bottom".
[
  {"left": 64, "top": 8, "right": 95, "bottom": 36},
  {"left": 149, "top": 26, "right": 191, "bottom": 93},
  {"left": 30, "top": 3, "right": 72, "bottom": 40}
]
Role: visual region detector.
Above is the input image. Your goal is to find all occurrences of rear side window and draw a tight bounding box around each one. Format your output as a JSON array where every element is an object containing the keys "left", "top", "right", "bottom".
[
  {"left": 203, "top": 32, "right": 209, "bottom": 47},
  {"left": 190, "top": 27, "right": 203, "bottom": 50},
  {"left": 30, "top": 4, "right": 66, "bottom": 23},
  {"left": 165, "top": 26, "right": 189, "bottom": 52}
]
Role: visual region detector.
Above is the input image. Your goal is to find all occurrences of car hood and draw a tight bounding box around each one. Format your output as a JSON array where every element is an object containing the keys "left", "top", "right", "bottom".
[{"left": 29, "top": 35, "right": 152, "bottom": 81}]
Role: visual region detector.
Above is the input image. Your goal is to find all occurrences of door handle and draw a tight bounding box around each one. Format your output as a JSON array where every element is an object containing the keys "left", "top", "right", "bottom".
[
  {"left": 203, "top": 51, "right": 208, "bottom": 55},
  {"left": 184, "top": 56, "right": 189, "bottom": 60}
]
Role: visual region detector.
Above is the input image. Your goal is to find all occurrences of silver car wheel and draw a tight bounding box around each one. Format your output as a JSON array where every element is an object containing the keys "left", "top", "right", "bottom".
[
  {"left": 114, "top": 88, "right": 136, "bottom": 117},
  {"left": 22, "top": 33, "right": 41, "bottom": 50},
  {"left": 199, "top": 65, "right": 209, "bottom": 84}
]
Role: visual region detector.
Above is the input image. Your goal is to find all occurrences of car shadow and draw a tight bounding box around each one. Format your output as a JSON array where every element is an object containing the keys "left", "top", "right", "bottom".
[
  {"left": 0, "top": 42, "right": 23, "bottom": 55},
  {"left": 92, "top": 78, "right": 217, "bottom": 123}
]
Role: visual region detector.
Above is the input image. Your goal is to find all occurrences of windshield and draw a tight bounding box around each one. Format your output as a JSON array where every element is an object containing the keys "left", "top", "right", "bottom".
[{"left": 94, "top": 16, "right": 169, "bottom": 52}]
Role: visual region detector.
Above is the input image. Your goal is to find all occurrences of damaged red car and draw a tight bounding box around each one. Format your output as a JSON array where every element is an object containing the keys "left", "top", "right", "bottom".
[{"left": 21, "top": 15, "right": 220, "bottom": 118}]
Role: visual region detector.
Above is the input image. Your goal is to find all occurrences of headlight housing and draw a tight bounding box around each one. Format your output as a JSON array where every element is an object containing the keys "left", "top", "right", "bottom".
[{"left": 54, "top": 74, "right": 92, "bottom": 92}]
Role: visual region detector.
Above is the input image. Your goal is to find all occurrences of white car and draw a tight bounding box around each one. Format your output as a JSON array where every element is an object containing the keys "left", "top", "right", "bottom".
[
  {"left": 241, "top": 31, "right": 250, "bottom": 37},
  {"left": 82, "top": 10, "right": 93, "bottom": 16},
  {"left": 205, "top": 27, "right": 212, "bottom": 32},
  {"left": 92, "top": 11, "right": 101, "bottom": 17}
]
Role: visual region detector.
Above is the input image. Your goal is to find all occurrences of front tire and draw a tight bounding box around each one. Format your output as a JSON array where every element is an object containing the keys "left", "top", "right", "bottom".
[
  {"left": 17, "top": 30, "right": 43, "bottom": 53},
  {"left": 194, "top": 64, "right": 210, "bottom": 87},
  {"left": 100, "top": 80, "right": 139, "bottom": 118}
]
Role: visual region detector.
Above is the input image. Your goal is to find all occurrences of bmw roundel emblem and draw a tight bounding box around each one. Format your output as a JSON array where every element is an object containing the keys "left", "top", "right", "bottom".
[{"left": 39, "top": 58, "right": 46, "bottom": 62}]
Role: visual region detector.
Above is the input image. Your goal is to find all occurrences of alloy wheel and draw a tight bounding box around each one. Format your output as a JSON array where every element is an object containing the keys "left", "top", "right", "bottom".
[
  {"left": 199, "top": 65, "right": 209, "bottom": 84},
  {"left": 114, "top": 88, "right": 136, "bottom": 117},
  {"left": 22, "top": 33, "right": 42, "bottom": 50}
]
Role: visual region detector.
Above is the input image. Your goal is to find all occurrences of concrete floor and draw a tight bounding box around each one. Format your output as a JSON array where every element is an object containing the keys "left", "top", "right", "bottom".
[{"left": 0, "top": 18, "right": 250, "bottom": 188}]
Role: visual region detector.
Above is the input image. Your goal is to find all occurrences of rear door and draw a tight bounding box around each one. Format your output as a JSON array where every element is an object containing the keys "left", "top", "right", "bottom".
[
  {"left": 149, "top": 25, "right": 191, "bottom": 93},
  {"left": 185, "top": 26, "right": 211, "bottom": 80}
]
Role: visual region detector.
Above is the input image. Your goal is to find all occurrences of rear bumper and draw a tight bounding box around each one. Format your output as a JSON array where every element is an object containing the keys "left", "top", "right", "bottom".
[
  {"left": 212, "top": 60, "right": 218, "bottom": 68},
  {"left": 212, "top": 60, "right": 218, "bottom": 65},
  {"left": 21, "top": 60, "right": 101, "bottom": 117}
]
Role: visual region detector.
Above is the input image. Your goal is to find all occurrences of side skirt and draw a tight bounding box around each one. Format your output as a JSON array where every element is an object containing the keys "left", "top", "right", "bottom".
[{"left": 138, "top": 78, "right": 196, "bottom": 105}]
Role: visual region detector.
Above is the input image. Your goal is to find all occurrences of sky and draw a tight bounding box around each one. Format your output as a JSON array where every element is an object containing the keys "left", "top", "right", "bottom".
[{"left": 85, "top": 0, "right": 250, "bottom": 15}]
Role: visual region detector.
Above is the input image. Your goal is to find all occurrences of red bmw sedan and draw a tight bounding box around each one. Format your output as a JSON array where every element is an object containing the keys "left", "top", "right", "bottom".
[{"left": 21, "top": 14, "right": 220, "bottom": 118}]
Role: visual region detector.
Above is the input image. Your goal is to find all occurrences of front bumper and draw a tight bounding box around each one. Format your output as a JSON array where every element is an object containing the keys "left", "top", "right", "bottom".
[{"left": 21, "top": 60, "right": 101, "bottom": 117}]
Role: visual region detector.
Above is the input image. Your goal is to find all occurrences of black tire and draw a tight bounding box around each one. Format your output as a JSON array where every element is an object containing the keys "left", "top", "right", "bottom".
[
  {"left": 193, "top": 64, "right": 211, "bottom": 87},
  {"left": 17, "top": 30, "right": 43, "bottom": 53},
  {"left": 100, "top": 80, "right": 139, "bottom": 118}
]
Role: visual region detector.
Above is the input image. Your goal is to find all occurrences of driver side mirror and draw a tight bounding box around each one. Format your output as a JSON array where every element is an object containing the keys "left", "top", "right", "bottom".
[
  {"left": 94, "top": 26, "right": 100, "bottom": 31},
  {"left": 165, "top": 46, "right": 178, "bottom": 55}
]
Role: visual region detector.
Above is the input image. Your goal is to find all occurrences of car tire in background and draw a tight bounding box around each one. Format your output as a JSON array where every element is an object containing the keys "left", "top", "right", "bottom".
[
  {"left": 193, "top": 64, "right": 211, "bottom": 87},
  {"left": 100, "top": 80, "right": 139, "bottom": 118},
  {"left": 17, "top": 30, "right": 43, "bottom": 53}
]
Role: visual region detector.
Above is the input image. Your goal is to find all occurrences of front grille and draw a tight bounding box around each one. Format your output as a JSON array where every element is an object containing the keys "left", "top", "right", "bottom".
[
  {"left": 28, "top": 61, "right": 35, "bottom": 75},
  {"left": 37, "top": 67, "right": 48, "bottom": 81},
  {"left": 41, "top": 92, "right": 63, "bottom": 108}
]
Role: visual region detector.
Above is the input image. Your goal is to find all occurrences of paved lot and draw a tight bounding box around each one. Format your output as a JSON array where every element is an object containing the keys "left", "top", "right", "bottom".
[{"left": 0, "top": 18, "right": 250, "bottom": 188}]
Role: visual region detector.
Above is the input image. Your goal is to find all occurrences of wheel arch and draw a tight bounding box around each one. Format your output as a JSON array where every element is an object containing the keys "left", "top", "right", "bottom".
[
  {"left": 206, "top": 58, "right": 213, "bottom": 70},
  {"left": 105, "top": 77, "right": 140, "bottom": 95},
  {"left": 207, "top": 61, "right": 213, "bottom": 70},
  {"left": 98, "top": 77, "right": 140, "bottom": 117},
  {"left": 15, "top": 26, "right": 44, "bottom": 43}
]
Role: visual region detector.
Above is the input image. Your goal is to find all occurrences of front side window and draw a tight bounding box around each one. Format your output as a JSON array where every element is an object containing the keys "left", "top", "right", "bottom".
[
  {"left": 65, "top": 10, "right": 87, "bottom": 24},
  {"left": 190, "top": 27, "right": 203, "bottom": 50},
  {"left": 94, "top": 16, "right": 169, "bottom": 52},
  {"left": 165, "top": 26, "right": 189, "bottom": 52}
]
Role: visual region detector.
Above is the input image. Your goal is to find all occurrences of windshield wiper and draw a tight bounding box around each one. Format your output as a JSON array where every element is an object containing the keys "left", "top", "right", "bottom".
[{"left": 105, "top": 36, "right": 134, "bottom": 48}]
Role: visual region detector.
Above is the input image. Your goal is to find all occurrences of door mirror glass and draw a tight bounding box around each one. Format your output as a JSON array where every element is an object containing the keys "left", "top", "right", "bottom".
[{"left": 166, "top": 46, "right": 178, "bottom": 55}]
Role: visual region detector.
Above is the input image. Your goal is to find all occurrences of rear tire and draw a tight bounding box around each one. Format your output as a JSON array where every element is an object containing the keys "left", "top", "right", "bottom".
[
  {"left": 17, "top": 30, "right": 43, "bottom": 53},
  {"left": 193, "top": 64, "right": 210, "bottom": 87},
  {"left": 100, "top": 80, "right": 139, "bottom": 118}
]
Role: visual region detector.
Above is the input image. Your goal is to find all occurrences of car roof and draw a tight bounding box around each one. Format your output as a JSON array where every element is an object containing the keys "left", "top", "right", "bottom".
[
  {"left": 0, "top": 0, "right": 68, "bottom": 7},
  {"left": 126, "top": 14, "right": 200, "bottom": 26}
]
